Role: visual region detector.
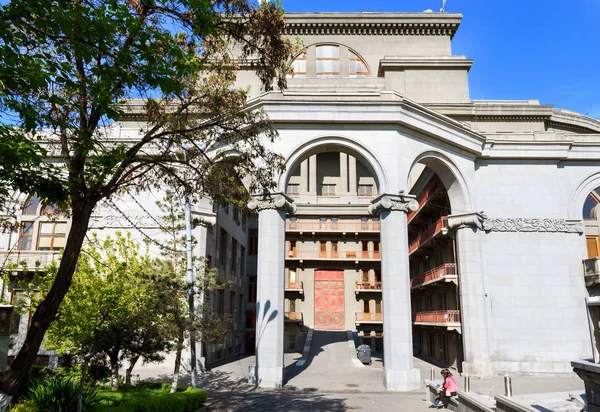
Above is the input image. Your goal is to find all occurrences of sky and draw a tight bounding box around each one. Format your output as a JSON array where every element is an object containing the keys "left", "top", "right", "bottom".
[{"left": 281, "top": 0, "right": 600, "bottom": 119}]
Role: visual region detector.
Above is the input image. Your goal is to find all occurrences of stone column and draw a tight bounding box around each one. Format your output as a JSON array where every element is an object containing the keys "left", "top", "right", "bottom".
[
  {"left": 572, "top": 360, "right": 600, "bottom": 412},
  {"left": 349, "top": 155, "right": 357, "bottom": 195},
  {"left": 340, "top": 152, "right": 348, "bottom": 195},
  {"left": 309, "top": 155, "right": 317, "bottom": 195},
  {"left": 369, "top": 194, "right": 421, "bottom": 391},
  {"left": 300, "top": 159, "right": 309, "bottom": 194},
  {"left": 447, "top": 213, "right": 492, "bottom": 377},
  {"left": 248, "top": 193, "right": 297, "bottom": 388}
]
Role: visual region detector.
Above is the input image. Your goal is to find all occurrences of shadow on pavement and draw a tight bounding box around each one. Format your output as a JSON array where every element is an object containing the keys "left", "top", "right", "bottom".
[{"left": 205, "top": 390, "right": 347, "bottom": 411}]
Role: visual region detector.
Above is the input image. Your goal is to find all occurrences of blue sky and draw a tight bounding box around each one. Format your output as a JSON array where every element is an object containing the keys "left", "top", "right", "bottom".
[{"left": 282, "top": 0, "right": 600, "bottom": 119}]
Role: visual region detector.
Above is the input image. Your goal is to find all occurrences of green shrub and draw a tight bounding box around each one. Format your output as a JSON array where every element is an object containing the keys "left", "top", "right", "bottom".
[
  {"left": 10, "top": 400, "right": 39, "bottom": 412},
  {"left": 135, "top": 381, "right": 166, "bottom": 390},
  {"left": 27, "top": 378, "right": 101, "bottom": 412},
  {"left": 105, "top": 388, "right": 207, "bottom": 412}
]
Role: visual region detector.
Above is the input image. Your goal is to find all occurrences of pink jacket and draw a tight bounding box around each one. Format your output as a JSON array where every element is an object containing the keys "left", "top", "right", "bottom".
[{"left": 444, "top": 376, "right": 458, "bottom": 393}]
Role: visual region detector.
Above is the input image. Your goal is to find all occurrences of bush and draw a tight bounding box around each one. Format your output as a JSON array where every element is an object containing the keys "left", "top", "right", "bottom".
[
  {"left": 105, "top": 388, "right": 207, "bottom": 412},
  {"left": 27, "top": 378, "right": 101, "bottom": 412},
  {"left": 10, "top": 400, "right": 39, "bottom": 412}
]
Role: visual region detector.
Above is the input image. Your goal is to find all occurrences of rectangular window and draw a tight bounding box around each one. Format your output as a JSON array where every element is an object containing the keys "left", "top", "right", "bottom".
[
  {"left": 287, "top": 334, "right": 296, "bottom": 351},
  {"left": 10, "top": 291, "right": 27, "bottom": 335},
  {"left": 331, "top": 241, "right": 338, "bottom": 258},
  {"left": 38, "top": 221, "right": 67, "bottom": 250},
  {"left": 249, "top": 229, "right": 258, "bottom": 255},
  {"left": 233, "top": 207, "right": 239, "bottom": 223},
  {"left": 0, "top": 308, "right": 11, "bottom": 335},
  {"left": 230, "top": 291, "right": 235, "bottom": 317},
  {"left": 289, "top": 217, "right": 297, "bottom": 229},
  {"left": 316, "top": 45, "right": 340, "bottom": 78},
  {"left": 19, "top": 222, "right": 33, "bottom": 250},
  {"left": 349, "top": 51, "right": 369, "bottom": 78},
  {"left": 218, "top": 290, "right": 225, "bottom": 316},
  {"left": 219, "top": 228, "right": 227, "bottom": 268},
  {"left": 358, "top": 185, "right": 374, "bottom": 197},
  {"left": 290, "top": 52, "right": 307, "bottom": 78},
  {"left": 286, "top": 184, "right": 300, "bottom": 196},
  {"left": 238, "top": 294, "right": 244, "bottom": 327},
  {"left": 588, "top": 236, "right": 600, "bottom": 258},
  {"left": 361, "top": 217, "right": 368, "bottom": 230},
  {"left": 321, "top": 184, "right": 336, "bottom": 196},
  {"left": 331, "top": 217, "right": 338, "bottom": 229},
  {"left": 248, "top": 276, "right": 257, "bottom": 303},
  {"left": 240, "top": 246, "right": 246, "bottom": 277},
  {"left": 231, "top": 239, "right": 238, "bottom": 276},
  {"left": 363, "top": 299, "right": 370, "bottom": 313}
]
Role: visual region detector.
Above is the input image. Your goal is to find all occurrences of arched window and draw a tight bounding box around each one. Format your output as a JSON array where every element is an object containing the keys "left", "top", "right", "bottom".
[
  {"left": 583, "top": 190, "right": 600, "bottom": 220},
  {"left": 349, "top": 51, "right": 369, "bottom": 77},
  {"left": 288, "top": 51, "right": 306, "bottom": 78},
  {"left": 316, "top": 45, "right": 340, "bottom": 78},
  {"left": 18, "top": 195, "right": 68, "bottom": 251}
]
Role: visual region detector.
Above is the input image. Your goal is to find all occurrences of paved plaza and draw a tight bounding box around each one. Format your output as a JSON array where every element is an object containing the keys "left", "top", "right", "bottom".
[{"left": 129, "top": 330, "right": 585, "bottom": 411}]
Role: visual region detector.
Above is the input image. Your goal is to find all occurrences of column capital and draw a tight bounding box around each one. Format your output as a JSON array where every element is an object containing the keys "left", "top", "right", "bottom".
[
  {"left": 248, "top": 192, "right": 297, "bottom": 215},
  {"left": 368, "top": 193, "right": 418, "bottom": 216},
  {"left": 447, "top": 212, "right": 486, "bottom": 230}
]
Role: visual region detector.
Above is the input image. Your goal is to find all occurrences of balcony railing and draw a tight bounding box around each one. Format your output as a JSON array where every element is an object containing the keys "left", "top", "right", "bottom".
[
  {"left": 285, "top": 280, "right": 304, "bottom": 294},
  {"left": 284, "top": 312, "right": 303, "bottom": 322},
  {"left": 355, "top": 312, "right": 383, "bottom": 323},
  {"left": 410, "top": 264, "right": 457, "bottom": 289},
  {"left": 413, "top": 310, "right": 461, "bottom": 325},
  {"left": 286, "top": 220, "right": 380, "bottom": 233},
  {"left": 584, "top": 257, "right": 600, "bottom": 287},
  {"left": 408, "top": 217, "right": 448, "bottom": 255},
  {"left": 355, "top": 281, "right": 382, "bottom": 291},
  {"left": 287, "top": 250, "right": 381, "bottom": 260},
  {"left": 407, "top": 178, "right": 442, "bottom": 224}
]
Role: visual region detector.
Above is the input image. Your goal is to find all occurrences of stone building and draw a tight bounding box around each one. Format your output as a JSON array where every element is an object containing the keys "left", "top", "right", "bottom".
[{"left": 1, "top": 10, "right": 600, "bottom": 392}]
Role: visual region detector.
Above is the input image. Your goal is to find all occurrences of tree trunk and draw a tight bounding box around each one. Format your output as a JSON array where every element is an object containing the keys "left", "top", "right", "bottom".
[
  {"left": 125, "top": 355, "right": 140, "bottom": 386},
  {"left": 77, "top": 357, "right": 89, "bottom": 412},
  {"left": 171, "top": 327, "right": 185, "bottom": 393},
  {"left": 0, "top": 202, "right": 94, "bottom": 410},
  {"left": 110, "top": 353, "right": 120, "bottom": 391}
]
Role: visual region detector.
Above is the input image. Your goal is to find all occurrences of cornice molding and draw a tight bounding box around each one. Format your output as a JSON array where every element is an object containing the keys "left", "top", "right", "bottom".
[
  {"left": 248, "top": 192, "right": 297, "bottom": 214},
  {"left": 284, "top": 13, "right": 462, "bottom": 38},
  {"left": 368, "top": 193, "right": 418, "bottom": 215},
  {"left": 482, "top": 218, "right": 584, "bottom": 234}
]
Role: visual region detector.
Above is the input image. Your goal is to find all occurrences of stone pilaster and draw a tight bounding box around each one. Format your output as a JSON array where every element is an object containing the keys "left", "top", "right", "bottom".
[
  {"left": 369, "top": 193, "right": 421, "bottom": 391},
  {"left": 248, "top": 193, "right": 296, "bottom": 388},
  {"left": 447, "top": 212, "right": 492, "bottom": 377}
]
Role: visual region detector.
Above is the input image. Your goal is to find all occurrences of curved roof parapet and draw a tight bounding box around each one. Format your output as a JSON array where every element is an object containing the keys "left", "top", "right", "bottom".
[
  {"left": 549, "top": 109, "right": 600, "bottom": 134},
  {"left": 283, "top": 12, "right": 463, "bottom": 39}
]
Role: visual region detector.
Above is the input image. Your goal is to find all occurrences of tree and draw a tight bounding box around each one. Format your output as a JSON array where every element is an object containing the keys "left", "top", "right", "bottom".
[
  {"left": 0, "top": 0, "right": 293, "bottom": 406},
  {"left": 44, "top": 233, "right": 171, "bottom": 393}
]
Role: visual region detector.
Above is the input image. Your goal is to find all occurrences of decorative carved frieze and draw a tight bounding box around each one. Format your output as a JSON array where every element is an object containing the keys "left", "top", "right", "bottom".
[
  {"left": 284, "top": 23, "right": 460, "bottom": 38},
  {"left": 482, "top": 218, "right": 584, "bottom": 234},
  {"left": 368, "top": 193, "right": 418, "bottom": 215},
  {"left": 248, "top": 192, "right": 297, "bottom": 214},
  {"left": 90, "top": 214, "right": 160, "bottom": 229}
]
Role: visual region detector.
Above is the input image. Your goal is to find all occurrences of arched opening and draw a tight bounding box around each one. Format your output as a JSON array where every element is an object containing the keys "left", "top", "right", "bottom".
[
  {"left": 406, "top": 153, "right": 471, "bottom": 373},
  {"left": 18, "top": 194, "right": 68, "bottom": 251},
  {"left": 286, "top": 44, "right": 371, "bottom": 79}
]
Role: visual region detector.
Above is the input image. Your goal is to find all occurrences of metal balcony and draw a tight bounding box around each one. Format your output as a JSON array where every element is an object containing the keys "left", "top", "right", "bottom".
[
  {"left": 286, "top": 220, "right": 380, "bottom": 233},
  {"left": 355, "top": 281, "right": 382, "bottom": 293},
  {"left": 355, "top": 312, "right": 383, "bottom": 325},
  {"left": 408, "top": 217, "right": 449, "bottom": 255},
  {"left": 413, "top": 310, "right": 461, "bottom": 331},
  {"left": 284, "top": 312, "right": 303, "bottom": 323},
  {"left": 410, "top": 263, "right": 458, "bottom": 289},
  {"left": 287, "top": 250, "right": 381, "bottom": 261},
  {"left": 285, "top": 280, "right": 304, "bottom": 294}
]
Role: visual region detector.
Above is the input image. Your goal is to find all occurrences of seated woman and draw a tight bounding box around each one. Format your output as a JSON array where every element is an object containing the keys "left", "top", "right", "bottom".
[{"left": 436, "top": 368, "right": 458, "bottom": 409}]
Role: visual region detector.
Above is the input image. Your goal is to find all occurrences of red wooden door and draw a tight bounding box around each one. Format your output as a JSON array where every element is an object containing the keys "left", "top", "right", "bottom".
[{"left": 314, "top": 270, "right": 345, "bottom": 330}]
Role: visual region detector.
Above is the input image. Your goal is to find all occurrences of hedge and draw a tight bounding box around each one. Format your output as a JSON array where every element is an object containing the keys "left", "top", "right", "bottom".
[{"left": 107, "top": 388, "right": 207, "bottom": 412}]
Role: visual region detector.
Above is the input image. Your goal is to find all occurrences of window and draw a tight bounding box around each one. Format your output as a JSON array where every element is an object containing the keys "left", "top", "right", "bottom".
[
  {"left": 246, "top": 310, "right": 256, "bottom": 329},
  {"left": 240, "top": 246, "right": 246, "bottom": 277},
  {"left": 289, "top": 217, "right": 297, "bottom": 229},
  {"left": 361, "top": 217, "right": 368, "bottom": 230},
  {"left": 238, "top": 294, "right": 244, "bottom": 326},
  {"left": 233, "top": 207, "right": 239, "bottom": 224},
  {"left": 218, "top": 290, "right": 225, "bottom": 316},
  {"left": 363, "top": 299, "right": 370, "bottom": 313},
  {"left": 288, "top": 240, "right": 297, "bottom": 258},
  {"left": 19, "top": 222, "right": 33, "bottom": 250},
  {"left": 584, "top": 191, "right": 600, "bottom": 220},
  {"left": 10, "top": 291, "right": 27, "bottom": 335},
  {"left": 288, "top": 52, "right": 307, "bottom": 78},
  {"left": 362, "top": 270, "right": 369, "bottom": 282},
  {"left": 230, "top": 292, "right": 235, "bottom": 317},
  {"left": 219, "top": 228, "right": 227, "bottom": 268},
  {"left": 247, "top": 276, "right": 257, "bottom": 303},
  {"left": 349, "top": 51, "right": 369, "bottom": 77},
  {"left": 0, "top": 308, "right": 11, "bottom": 335},
  {"left": 242, "top": 213, "right": 247, "bottom": 232},
  {"left": 249, "top": 229, "right": 258, "bottom": 255},
  {"left": 22, "top": 194, "right": 41, "bottom": 215},
  {"left": 287, "top": 334, "right": 296, "bottom": 352},
  {"left": 316, "top": 45, "right": 340, "bottom": 78},
  {"left": 331, "top": 217, "right": 338, "bottom": 229},
  {"left": 331, "top": 241, "right": 338, "bottom": 253},
  {"left": 38, "top": 221, "right": 67, "bottom": 250},
  {"left": 232, "top": 239, "right": 238, "bottom": 276},
  {"left": 286, "top": 184, "right": 299, "bottom": 196},
  {"left": 321, "top": 184, "right": 336, "bottom": 196},
  {"left": 358, "top": 184, "right": 374, "bottom": 197},
  {"left": 375, "top": 300, "right": 382, "bottom": 313},
  {"left": 587, "top": 236, "right": 600, "bottom": 258}
]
